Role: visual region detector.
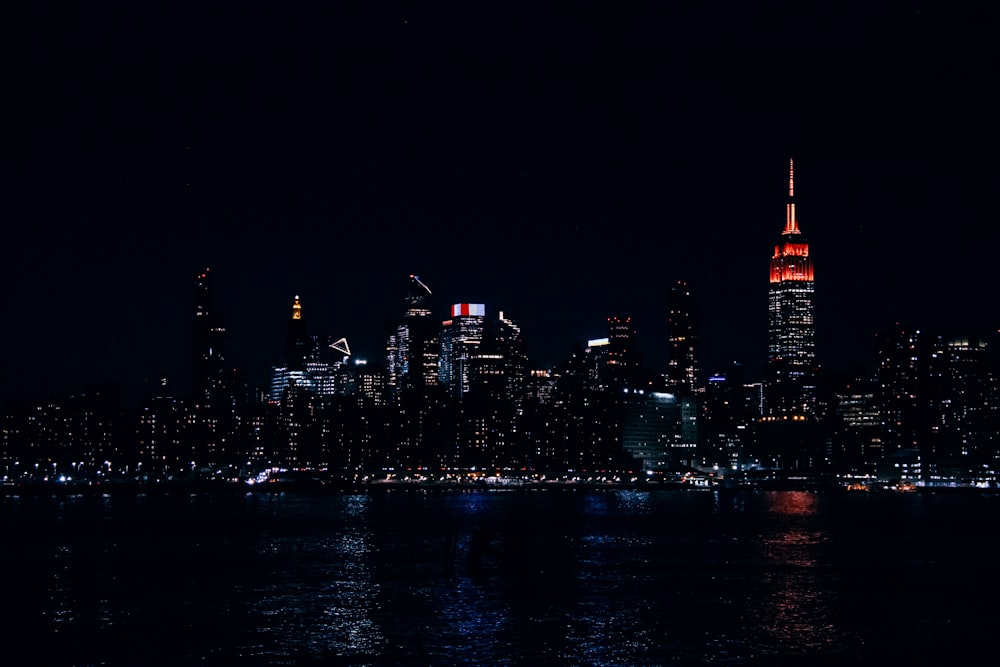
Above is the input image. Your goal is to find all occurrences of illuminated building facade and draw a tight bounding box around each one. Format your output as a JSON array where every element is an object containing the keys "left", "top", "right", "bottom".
[
  {"left": 439, "top": 303, "right": 486, "bottom": 399},
  {"left": 666, "top": 280, "right": 700, "bottom": 394},
  {"left": 766, "top": 159, "right": 817, "bottom": 416}
]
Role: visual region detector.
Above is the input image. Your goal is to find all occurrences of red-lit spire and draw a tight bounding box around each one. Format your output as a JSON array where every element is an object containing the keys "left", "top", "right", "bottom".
[
  {"left": 771, "top": 158, "right": 813, "bottom": 283},
  {"left": 783, "top": 158, "right": 799, "bottom": 235}
]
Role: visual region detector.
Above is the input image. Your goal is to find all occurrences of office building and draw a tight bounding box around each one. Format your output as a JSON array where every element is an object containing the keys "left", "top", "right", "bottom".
[
  {"left": 666, "top": 280, "right": 700, "bottom": 394},
  {"left": 386, "top": 275, "right": 440, "bottom": 397},
  {"left": 766, "top": 159, "right": 817, "bottom": 416},
  {"left": 439, "top": 303, "right": 486, "bottom": 398},
  {"left": 192, "top": 267, "right": 226, "bottom": 407}
]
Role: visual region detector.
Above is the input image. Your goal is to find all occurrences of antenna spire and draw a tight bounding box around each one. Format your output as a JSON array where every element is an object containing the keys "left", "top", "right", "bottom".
[{"left": 783, "top": 158, "right": 800, "bottom": 235}]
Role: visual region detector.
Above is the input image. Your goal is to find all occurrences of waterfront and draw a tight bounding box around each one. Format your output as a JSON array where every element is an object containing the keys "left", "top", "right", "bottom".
[{"left": 3, "top": 488, "right": 999, "bottom": 666}]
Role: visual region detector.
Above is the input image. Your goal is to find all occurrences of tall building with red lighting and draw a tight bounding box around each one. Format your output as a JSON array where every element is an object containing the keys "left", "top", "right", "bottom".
[{"left": 766, "top": 159, "right": 817, "bottom": 416}]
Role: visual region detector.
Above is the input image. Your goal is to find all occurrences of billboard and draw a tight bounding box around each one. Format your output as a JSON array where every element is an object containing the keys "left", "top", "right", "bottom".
[{"left": 451, "top": 303, "right": 485, "bottom": 317}]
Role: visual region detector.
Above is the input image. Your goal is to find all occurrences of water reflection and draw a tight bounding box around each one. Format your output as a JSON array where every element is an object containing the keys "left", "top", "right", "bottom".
[
  {"left": 743, "top": 491, "right": 855, "bottom": 659},
  {"left": 249, "top": 495, "right": 385, "bottom": 664},
  {"left": 8, "top": 488, "right": 992, "bottom": 665}
]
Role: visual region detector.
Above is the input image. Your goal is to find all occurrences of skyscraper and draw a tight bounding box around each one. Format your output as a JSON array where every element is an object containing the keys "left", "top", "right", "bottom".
[
  {"left": 284, "top": 295, "right": 310, "bottom": 369},
  {"left": 270, "top": 296, "right": 313, "bottom": 401},
  {"left": 666, "top": 280, "right": 700, "bottom": 394},
  {"left": 386, "top": 275, "right": 440, "bottom": 397},
  {"left": 606, "top": 315, "right": 640, "bottom": 389},
  {"left": 467, "top": 310, "right": 529, "bottom": 404},
  {"left": 439, "top": 303, "right": 486, "bottom": 399},
  {"left": 766, "top": 159, "right": 817, "bottom": 416},
  {"left": 192, "top": 267, "right": 226, "bottom": 407}
]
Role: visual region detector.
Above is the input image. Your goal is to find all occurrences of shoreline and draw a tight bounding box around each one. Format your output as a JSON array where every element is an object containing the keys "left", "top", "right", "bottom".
[{"left": 2, "top": 477, "right": 997, "bottom": 497}]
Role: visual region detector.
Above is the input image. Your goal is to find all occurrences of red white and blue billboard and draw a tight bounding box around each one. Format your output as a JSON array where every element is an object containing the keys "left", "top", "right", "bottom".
[{"left": 451, "top": 303, "right": 485, "bottom": 317}]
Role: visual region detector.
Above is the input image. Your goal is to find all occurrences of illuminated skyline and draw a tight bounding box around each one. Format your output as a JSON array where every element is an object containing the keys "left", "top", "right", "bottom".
[{"left": 1, "top": 2, "right": 996, "bottom": 407}]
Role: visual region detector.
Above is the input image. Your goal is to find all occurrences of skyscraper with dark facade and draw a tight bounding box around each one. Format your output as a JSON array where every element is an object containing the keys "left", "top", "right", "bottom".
[
  {"left": 766, "top": 160, "right": 817, "bottom": 416},
  {"left": 284, "top": 295, "right": 310, "bottom": 370},
  {"left": 192, "top": 267, "right": 226, "bottom": 407},
  {"left": 666, "top": 280, "right": 700, "bottom": 394},
  {"left": 386, "top": 275, "right": 440, "bottom": 398},
  {"left": 270, "top": 296, "right": 316, "bottom": 401},
  {"left": 466, "top": 311, "right": 529, "bottom": 404},
  {"left": 607, "top": 315, "right": 641, "bottom": 389}
]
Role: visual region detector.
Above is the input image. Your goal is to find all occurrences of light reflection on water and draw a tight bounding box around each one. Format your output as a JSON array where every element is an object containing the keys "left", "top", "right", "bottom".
[
  {"left": 3, "top": 488, "right": 998, "bottom": 665},
  {"left": 742, "top": 491, "right": 853, "bottom": 659}
]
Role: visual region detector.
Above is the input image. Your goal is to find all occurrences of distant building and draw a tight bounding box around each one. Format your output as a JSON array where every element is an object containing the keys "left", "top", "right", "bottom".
[
  {"left": 582, "top": 337, "right": 611, "bottom": 392},
  {"left": 700, "top": 368, "right": 756, "bottom": 470},
  {"left": 270, "top": 296, "right": 315, "bottom": 401},
  {"left": 439, "top": 303, "right": 486, "bottom": 399},
  {"left": 192, "top": 267, "right": 227, "bottom": 407},
  {"left": 386, "top": 275, "right": 439, "bottom": 397},
  {"left": 766, "top": 159, "right": 817, "bottom": 416},
  {"left": 876, "top": 327, "right": 997, "bottom": 482},
  {"left": 136, "top": 377, "right": 188, "bottom": 478},
  {"left": 607, "top": 315, "right": 641, "bottom": 389},
  {"left": 527, "top": 368, "right": 556, "bottom": 405},
  {"left": 494, "top": 311, "right": 529, "bottom": 405},
  {"left": 269, "top": 296, "right": 351, "bottom": 401},
  {"left": 832, "top": 377, "right": 882, "bottom": 472},
  {"left": 666, "top": 280, "right": 700, "bottom": 394},
  {"left": 621, "top": 389, "right": 687, "bottom": 471}
]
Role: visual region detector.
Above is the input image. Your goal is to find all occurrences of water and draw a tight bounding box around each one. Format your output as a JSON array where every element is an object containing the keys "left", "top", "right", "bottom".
[{"left": 3, "top": 488, "right": 999, "bottom": 666}]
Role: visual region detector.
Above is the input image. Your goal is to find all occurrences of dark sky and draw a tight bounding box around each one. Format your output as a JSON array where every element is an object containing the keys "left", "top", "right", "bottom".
[{"left": 2, "top": 1, "right": 997, "bottom": 407}]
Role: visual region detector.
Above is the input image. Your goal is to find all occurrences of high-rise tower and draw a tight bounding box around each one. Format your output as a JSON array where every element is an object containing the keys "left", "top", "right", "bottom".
[
  {"left": 386, "top": 275, "right": 440, "bottom": 397},
  {"left": 606, "top": 315, "right": 640, "bottom": 389},
  {"left": 766, "top": 159, "right": 817, "bottom": 416},
  {"left": 284, "top": 295, "right": 311, "bottom": 370},
  {"left": 192, "top": 267, "right": 226, "bottom": 406},
  {"left": 666, "top": 280, "right": 700, "bottom": 394},
  {"left": 439, "top": 303, "right": 486, "bottom": 399}
]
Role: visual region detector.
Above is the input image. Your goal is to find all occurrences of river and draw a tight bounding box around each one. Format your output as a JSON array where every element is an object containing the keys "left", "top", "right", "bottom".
[{"left": 3, "top": 488, "right": 998, "bottom": 665}]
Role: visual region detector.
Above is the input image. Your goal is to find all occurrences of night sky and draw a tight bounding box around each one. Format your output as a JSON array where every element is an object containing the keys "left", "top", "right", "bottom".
[{"left": 2, "top": 1, "right": 997, "bottom": 407}]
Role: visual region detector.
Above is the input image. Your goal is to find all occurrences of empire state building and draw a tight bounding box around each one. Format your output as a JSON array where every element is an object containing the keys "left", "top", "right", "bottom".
[{"left": 767, "top": 159, "right": 817, "bottom": 416}]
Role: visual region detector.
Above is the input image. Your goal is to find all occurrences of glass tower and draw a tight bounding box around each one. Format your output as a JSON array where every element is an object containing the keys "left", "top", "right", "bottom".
[{"left": 439, "top": 303, "right": 486, "bottom": 399}]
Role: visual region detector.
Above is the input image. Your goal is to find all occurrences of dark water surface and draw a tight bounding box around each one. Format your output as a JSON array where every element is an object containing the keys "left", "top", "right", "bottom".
[{"left": 3, "top": 488, "right": 999, "bottom": 666}]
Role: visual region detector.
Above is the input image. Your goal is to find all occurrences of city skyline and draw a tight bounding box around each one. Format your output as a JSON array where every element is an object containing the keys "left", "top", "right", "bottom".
[
  {"left": 2, "top": 2, "right": 997, "bottom": 406},
  {"left": 5, "top": 246, "right": 999, "bottom": 409}
]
